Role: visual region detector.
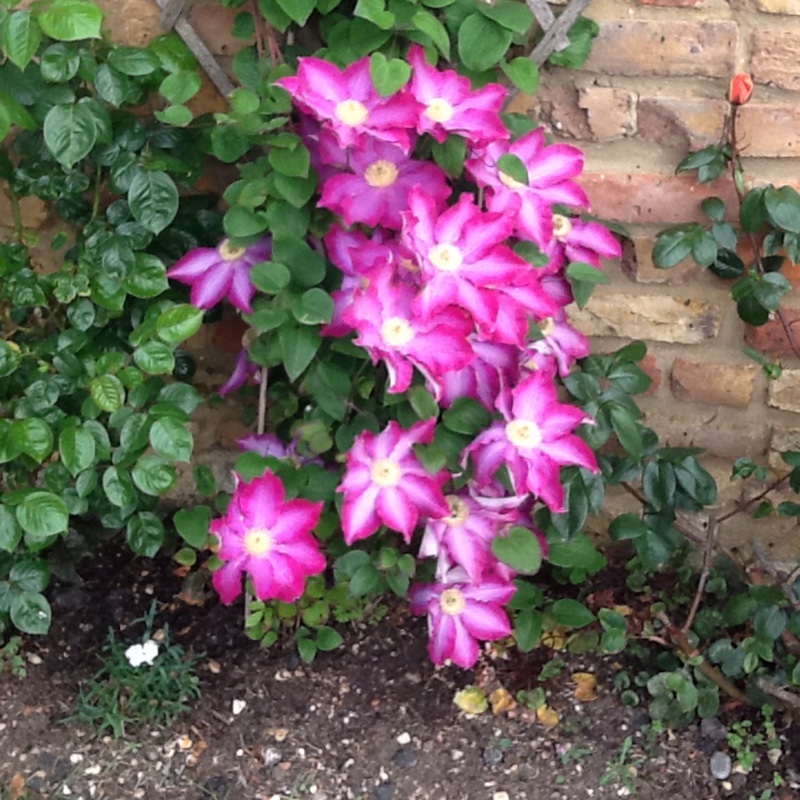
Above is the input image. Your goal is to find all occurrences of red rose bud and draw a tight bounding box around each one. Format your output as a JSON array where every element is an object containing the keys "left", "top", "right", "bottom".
[{"left": 729, "top": 73, "right": 754, "bottom": 105}]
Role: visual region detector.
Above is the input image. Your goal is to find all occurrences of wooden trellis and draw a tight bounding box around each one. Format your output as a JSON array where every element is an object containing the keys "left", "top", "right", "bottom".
[{"left": 154, "top": 0, "right": 593, "bottom": 98}]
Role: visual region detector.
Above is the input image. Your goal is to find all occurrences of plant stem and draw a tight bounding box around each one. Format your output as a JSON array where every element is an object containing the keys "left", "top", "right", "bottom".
[
  {"left": 8, "top": 187, "right": 23, "bottom": 241},
  {"left": 682, "top": 514, "right": 717, "bottom": 634},
  {"left": 257, "top": 366, "right": 268, "bottom": 436}
]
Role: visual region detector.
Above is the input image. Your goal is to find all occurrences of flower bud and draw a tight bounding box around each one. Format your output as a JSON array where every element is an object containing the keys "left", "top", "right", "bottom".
[{"left": 729, "top": 73, "right": 754, "bottom": 105}]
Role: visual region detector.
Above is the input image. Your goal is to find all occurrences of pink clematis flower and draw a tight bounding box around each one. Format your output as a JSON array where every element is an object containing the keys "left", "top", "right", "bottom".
[
  {"left": 407, "top": 45, "right": 508, "bottom": 146},
  {"left": 419, "top": 493, "right": 520, "bottom": 582},
  {"left": 275, "top": 57, "right": 421, "bottom": 152},
  {"left": 467, "top": 129, "right": 588, "bottom": 249},
  {"left": 167, "top": 238, "right": 272, "bottom": 314},
  {"left": 402, "top": 188, "right": 531, "bottom": 334},
  {"left": 344, "top": 264, "right": 474, "bottom": 393},
  {"left": 523, "top": 312, "right": 591, "bottom": 378},
  {"left": 320, "top": 137, "right": 451, "bottom": 230},
  {"left": 409, "top": 570, "right": 515, "bottom": 668},
  {"left": 210, "top": 470, "right": 325, "bottom": 605},
  {"left": 464, "top": 369, "right": 599, "bottom": 512},
  {"left": 338, "top": 419, "right": 451, "bottom": 544}
]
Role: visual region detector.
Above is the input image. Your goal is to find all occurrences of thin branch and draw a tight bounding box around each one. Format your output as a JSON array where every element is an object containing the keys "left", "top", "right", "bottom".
[
  {"left": 528, "top": 0, "right": 591, "bottom": 66},
  {"left": 716, "top": 472, "right": 790, "bottom": 524},
  {"left": 682, "top": 515, "right": 717, "bottom": 635},
  {"left": 619, "top": 481, "right": 705, "bottom": 547},
  {"left": 257, "top": 366, "right": 268, "bottom": 436},
  {"left": 656, "top": 611, "right": 749, "bottom": 704}
]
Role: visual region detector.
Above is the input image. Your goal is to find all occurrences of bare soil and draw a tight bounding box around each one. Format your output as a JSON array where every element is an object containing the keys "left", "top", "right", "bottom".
[{"left": 1, "top": 543, "right": 798, "bottom": 800}]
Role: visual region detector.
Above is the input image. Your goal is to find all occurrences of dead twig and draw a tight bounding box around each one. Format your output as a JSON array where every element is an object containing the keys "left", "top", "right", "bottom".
[{"left": 682, "top": 514, "right": 717, "bottom": 635}]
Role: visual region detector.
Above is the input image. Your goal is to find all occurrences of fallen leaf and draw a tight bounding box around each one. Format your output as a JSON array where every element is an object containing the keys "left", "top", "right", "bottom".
[
  {"left": 572, "top": 672, "right": 598, "bottom": 702},
  {"left": 536, "top": 704, "right": 560, "bottom": 728},
  {"left": 613, "top": 604, "right": 633, "bottom": 617},
  {"left": 8, "top": 773, "right": 25, "bottom": 800},
  {"left": 541, "top": 627, "right": 567, "bottom": 651},
  {"left": 489, "top": 687, "right": 516, "bottom": 715},
  {"left": 454, "top": 686, "right": 488, "bottom": 715}
]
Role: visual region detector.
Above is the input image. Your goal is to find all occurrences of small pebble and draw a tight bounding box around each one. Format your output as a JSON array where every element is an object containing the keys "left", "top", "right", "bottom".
[
  {"left": 375, "top": 783, "right": 395, "bottom": 800},
  {"left": 493, "top": 792, "right": 510, "bottom": 800},
  {"left": 396, "top": 732, "right": 411, "bottom": 745},
  {"left": 27, "top": 653, "right": 42, "bottom": 665},
  {"left": 69, "top": 754, "right": 83, "bottom": 765},
  {"left": 710, "top": 751, "right": 732, "bottom": 781},
  {"left": 483, "top": 747, "right": 504, "bottom": 767},
  {"left": 451, "top": 749, "right": 464, "bottom": 761},
  {"left": 262, "top": 747, "right": 282, "bottom": 768},
  {"left": 700, "top": 717, "right": 727, "bottom": 742},
  {"left": 393, "top": 747, "right": 418, "bottom": 768},
  {"left": 232, "top": 699, "right": 246, "bottom": 716}
]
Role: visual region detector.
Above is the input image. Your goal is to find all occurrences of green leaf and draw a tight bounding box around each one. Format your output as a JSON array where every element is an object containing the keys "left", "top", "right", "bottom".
[
  {"left": 293, "top": 288, "right": 334, "bottom": 325},
  {"left": 154, "top": 104, "right": 193, "bottom": 127},
  {"left": 132, "top": 455, "right": 177, "bottom": 496},
  {"left": 251, "top": 261, "right": 291, "bottom": 294},
  {"left": 431, "top": 134, "right": 466, "bottom": 179},
  {"left": 478, "top": 0, "right": 533, "bottom": 33},
  {"left": 268, "top": 142, "right": 311, "bottom": 178},
  {"left": 514, "top": 609, "right": 543, "bottom": 652},
  {"left": 305, "top": 360, "right": 350, "bottom": 421},
  {"left": 126, "top": 512, "right": 165, "bottom": 557},
  {"left": 551, "top": 598, "right": 596, "bottom": 629},
  {"left": 95, "top": 64, "right": 130, "bottom": 106},
  {"left": 16, "top": 491, "right": 69, "bottom": 538},
  {"left": 740, "top": 187, "right": 767, "bottom": 233},
  {"left": 40, "top": 43, "right": 81, "bottom": 82},
  {"left": 457, "top": 13, "right": 512, "bottom": 72},
  {"left": 39, "top": 0, "right": 102, "bottom": 40},
  {"left": 407, "top": 386, "right": 439, "bottom": 421},
  {"left": 224, "top": 205, "right": 268, "bottom": 238},
  {"left": 9, "top": 419, "right": 53, "bottom": 462},
  {"left": 315, "top": 626, "right": 343, "bottom": 651},
  {"left": 134, "top": 342, "right": 176, "bottom": 375},
  {"left": 108, "top": 46, "right": 160, "bottom": 76},
  {"left": 159, "top": 70, "right": 202, "bottom": 104},
  {"left": 653, "top": 226, "right": 694, "bottom": 269},
  {"left": 124, "top": 253, "right": 170, "bottom": 298},
  {"left": 59, "top": 426, "right": 96, "bottom": 476},
  {"left": 10, "top": 592, "right": 51, "bottom": 635},
  {"left": 128, "top": 171, "right": 179, "bottom": 234},
  {"left": 369, "top": 52, "right": 411, "bottom": 96},
  {"left": 609, "top": 514, "right": 649, "bottom": 540},
  {"left": 156, "top": 304, "right": 204, "bottom": 344},
  {"left": 298, "top": 636, "right": 317, "bottom": 663},
  {"left": 610, "top": 405, "right": 642, "bottom": 458},
  {"left": 412, "top": 9, "right": 450, "bottom": 58},
  {"left": 43, "top": 103, "right": 98, "bottom": 167},
  {"left": 548, "top": 17, "right": 599, "bottom": 69},
  {"left": 273, "top": 236, "right": 326, "bottom": 287},
  {"left": 279, "top": 324, "right": 321, "bottom": 381},
  {"left": 764, "top": 185, "right": 800, "bottom": 234},
  {"left": 194, "top": 465, "right": 216, "bottom": 496},
  {"left": 10, "top": 560, "right": 50, "bottom": 592},
  {"left": 0, "top": 506, "right": 22, "bottom": 552},
  {"left": 442, "top": 397, "right": 491, "bottom": 435},
  {"left": 497, "top": 153, "right": 528, "bottom": 186},
  {"left": 547, "top": 534, "right": 606, "bottom": 573},
  {"left": 701, "top": 196, "right": 726, "bottom": 222},
  {"left": 501, "top": 57, "right": 539, "bottom": 94},
  {"left": 174, "top": 505, "right": 211, "bottom": 547},
  {"left": 90, "top": 374, "right": 126, "bottom": 412},
  {"left": 102, "top": 466, "right": 136, "bottom": 507},
  {"left": 149, "top": 417, "right": 193, "bottom": 462},
  {"left": 354, "top": 0, "right": 395, "bottom": 28},
  {"left": 4, "top": 11, "right": 41, "bottom": 69},
  {"left": 491, "top": 526, "right": 543, "bottom": 575}
]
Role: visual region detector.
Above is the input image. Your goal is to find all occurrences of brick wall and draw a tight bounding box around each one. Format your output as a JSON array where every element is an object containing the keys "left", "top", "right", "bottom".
[{"left": 15, "top": 0, "right": 800, "bottom": 549}]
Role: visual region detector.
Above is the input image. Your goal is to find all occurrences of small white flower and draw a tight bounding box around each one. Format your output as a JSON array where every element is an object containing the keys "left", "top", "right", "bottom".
[{"left": 125, "top": 639, "right": 160, "bottom": 668}]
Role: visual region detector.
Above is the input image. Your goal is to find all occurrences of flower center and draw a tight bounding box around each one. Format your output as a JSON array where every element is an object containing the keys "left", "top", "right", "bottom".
[
  {"left": 335, "top": 99, "right": 369, "bottom": 127},
  {"left": 506, "top": 419, "right": 543, "bottom": 449},
  {"left": 498, "top": 170, "right": 525, "bottom": 191},
  {"left": 539, "top": 317, "right": 555, "bottom": 337},
  {"left": 429, "top": 243, "right": 463, "bottom": 272},
  {"left": 552, "top": 214, "right": 573, "bottom": 240},
  {"left": 425, "top": 98, "right": 454, "bottom": 123},
  {"left": 443, "top": 495, "right": 470, "bottom": 526},
  {"left": 440, "top": 587, "right": 466, "bottom": 616},
  {"left": 219, "top": 240, "right": 247, "bottom": 261},
  {"left": 364, "top": 159, "right": 399, "bottom": 188},
  {"left": 243, "top": 528, "right": 273, "bottom": 558},
  {"left": 381, "top": 317, "right": 415, "bottom": 347},
  {"left": 371, "top": 458, "right": 402, "bottom": 487}
]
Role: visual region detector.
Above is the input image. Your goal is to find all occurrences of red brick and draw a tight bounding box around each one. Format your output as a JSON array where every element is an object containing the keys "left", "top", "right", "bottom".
[
  {"left": 752, "top": 30, "right": 800, "bottom": 92},
  {"left": 744, "top": 308, "right": 800, "bottom": 357},
  {"left": 532, "top": 73, "right": 591, "bottom": 140},
  {"left": 640, "top": 353, "right": 663, "bottom": 396},
  {"left": 583, "top": 19, "right": 738, "bottom": 78},
  {"left": 670, "top": 358, "right": 758, "bottom": 407},
  {"left": 637, "top": 96, "right": 728, "bottom": 150},
  {"left": 735, "top": 103, "right": 800, "bottom": 157},
  {"left": 212, "top": 315, "right": 249, "bottom": 355},
  {"left": 579, "top": 171, "right": 738, "bottom": 225}
]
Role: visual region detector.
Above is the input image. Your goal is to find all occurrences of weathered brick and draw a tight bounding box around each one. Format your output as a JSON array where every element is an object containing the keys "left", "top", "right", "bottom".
[
  {"left": 769, "top": 426, "right": 800, "bottom": 469},
  {"left": 640, "top": 353, "right": 663, "bottom": 396},
  {"left": 532, "top": 74, "right": 591, "bottom": 140},
  {"left": 620, "top": 234, "right": 704, "bottom": 284},
  {"left": 189, "top": 2, "right": 251, "bottom": 56},
  {"left": 735, "top": 0, "right": 800, "bottom": 13},
  {"left": 578, "top": 86, "right": 635, "bottom": 140},
  {"left": 744, "top": 308, "right": 800, "bottom": 356},
  {"left": 752, "top": 30, "right": 800, "bottom": 92},
  {"left": 670, "top": 358, "right": 758, "bottom": 407},
  {"left": 104, "top": 0, "right": 164, "bottom": 46},
  {"left": 735, "top": 103, "right": 800, "bottom": 157},
  {"left": 579, "top": 172, "right": 738, "bottom": 225},
  {"left": 638, "top": 0, "right": 701, "bottom": 7},
  {"left": 637, "top": 96, "right": 728, "bottom": 150},
  {"left": 583, "top": 19, "right": 738, "bottom": 78},
  {"left": 569, "top": 295, "right": 721, "bottom": 343},
  {"left": 768, "top": 369, "right": 800, "bottom": 413},
  {"left": 642, "top": 410, "right": 768, "bottom": 459}
]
